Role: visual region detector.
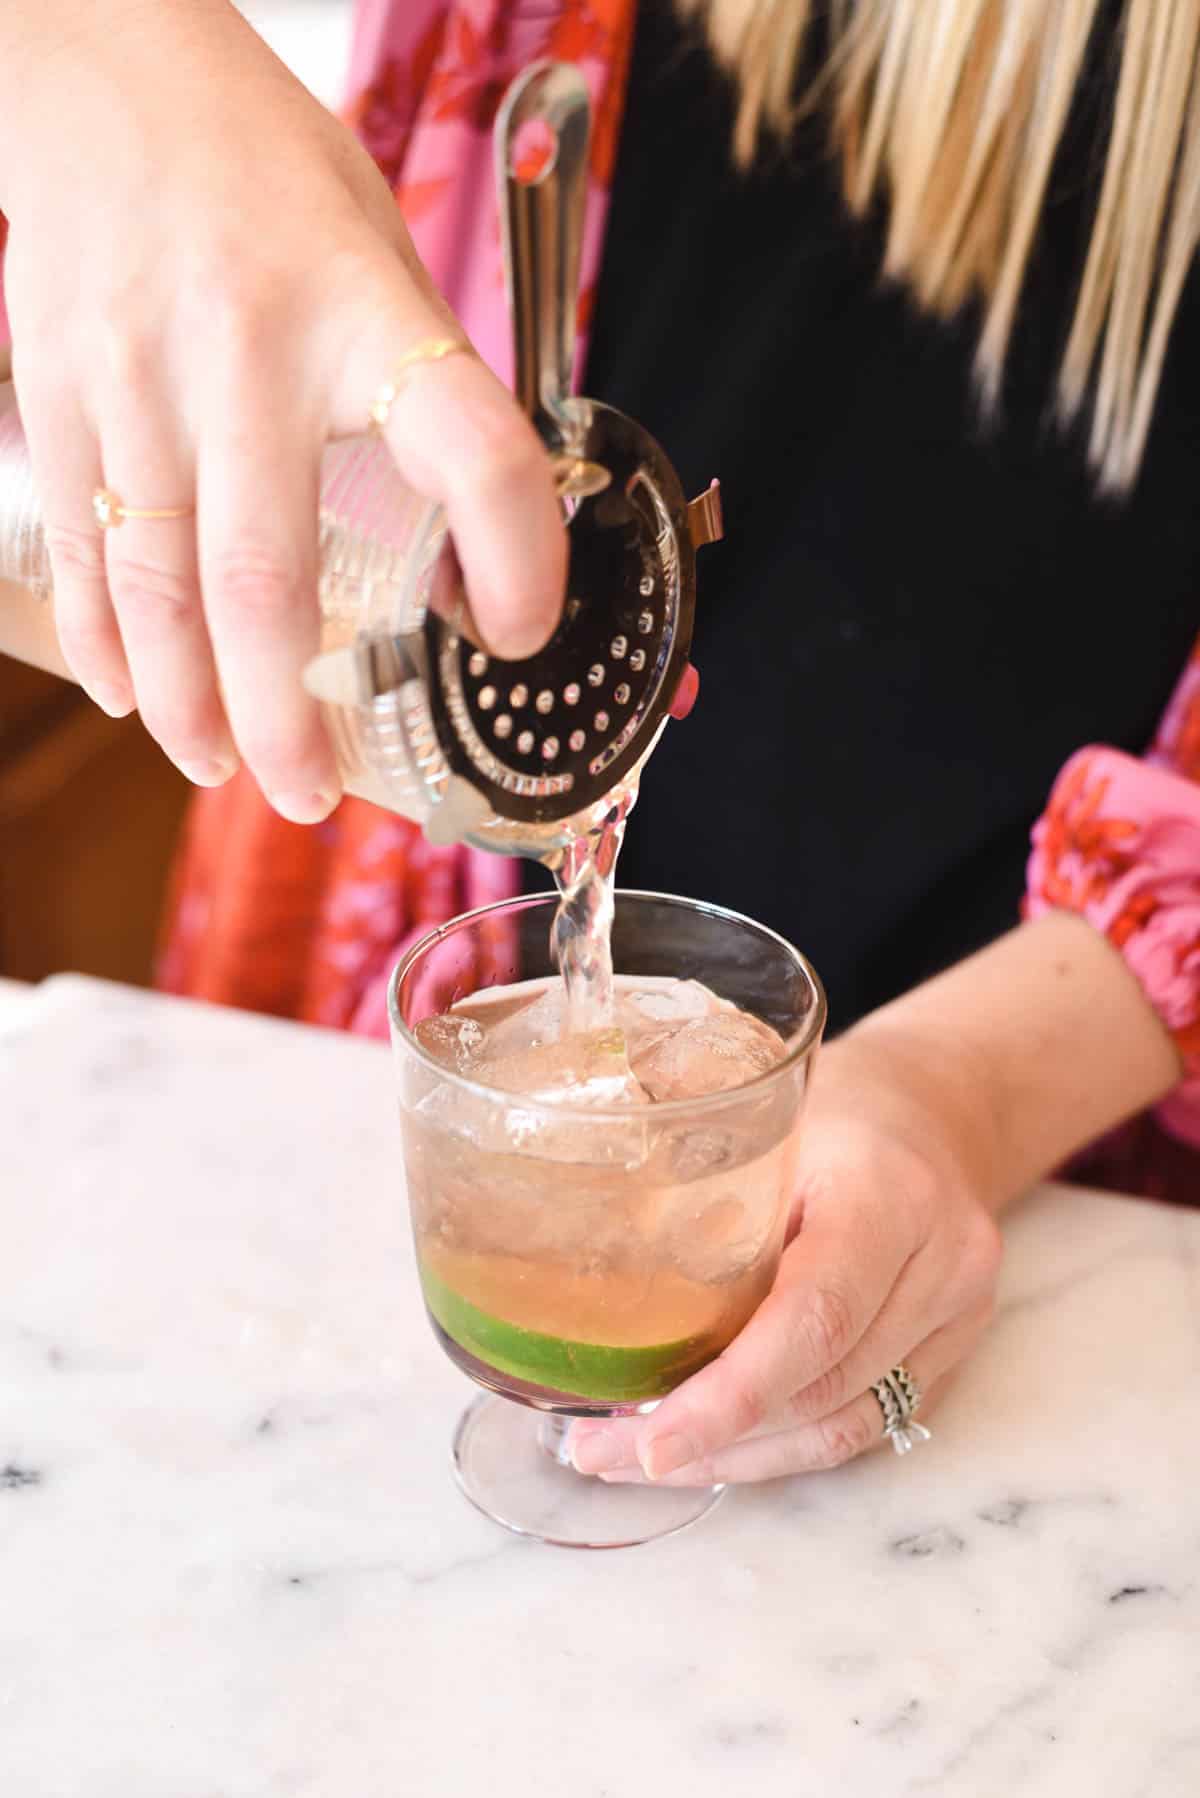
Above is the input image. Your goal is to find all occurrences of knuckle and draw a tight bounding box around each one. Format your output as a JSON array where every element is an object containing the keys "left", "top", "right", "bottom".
[
  {"left": 975, "top": 1288, "right": 999, "bottom": 1333},
  {"left": 203, "top": 280, "right": 282, "bottom": 365},
  {"left": 208, "top": 545, "right": 300, "bottom": 624},
  {"left": 812, "top": 1407, "right": 873, "bottom": 1469},
  {"left": 43, "top": 521, "right": 107, "bottom": 585},
  {"left": 965, "top": 1211, "right": 1004, "bottom": 1294},
  {"left": 323, "top": 243, "right": 394, "bottom": 308},
  {"left": 789, "top": 1358, "right": 849, "bottom": 1424},
  {"left": 881, "top": 1139, "right": 944, "bottom": 1244},
  {"left": 108, "top": 556, "right": 197, "bottom": 628},
  {"left": 718, "top": 1361, "right": 769, "bottom": 1439},
  {"left": 451, "top": 413, "right": 545, "bottom": 500},
  {"left": 55, "top": 612, "right": 118, "bottom": 677},
  {"left": 97, "top": 315, "right": 156, "bottom": 392},
  {"left": 802, "top": 1283, "right": 857, "bottom": 1371}
]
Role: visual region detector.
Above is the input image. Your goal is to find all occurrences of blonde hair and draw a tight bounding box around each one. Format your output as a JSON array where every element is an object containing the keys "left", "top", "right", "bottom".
[{"left": 677, "top": 0, "right": 1200, "bottom": 491}]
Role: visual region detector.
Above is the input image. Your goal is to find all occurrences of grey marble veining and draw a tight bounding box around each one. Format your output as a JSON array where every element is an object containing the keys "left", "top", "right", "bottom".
[{"left": 1, "top": 975, "right": 1198, "bottom": 1796}]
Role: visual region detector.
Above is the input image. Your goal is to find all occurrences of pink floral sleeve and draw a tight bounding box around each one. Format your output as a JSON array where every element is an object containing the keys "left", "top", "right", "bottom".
[{"left": 1026, "top": 637, "right": 1200, "bottom": 1150}]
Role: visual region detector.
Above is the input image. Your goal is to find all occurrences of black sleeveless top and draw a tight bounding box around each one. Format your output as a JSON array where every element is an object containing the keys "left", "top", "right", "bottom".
[{"left": 531, "top": 0, "right": 1200, "bottom": 1033}]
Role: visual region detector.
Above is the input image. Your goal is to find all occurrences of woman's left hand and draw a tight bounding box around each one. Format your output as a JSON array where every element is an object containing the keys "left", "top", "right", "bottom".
[{"left": 568, "top": 1020, "right": 1004, "bottom": 1485}]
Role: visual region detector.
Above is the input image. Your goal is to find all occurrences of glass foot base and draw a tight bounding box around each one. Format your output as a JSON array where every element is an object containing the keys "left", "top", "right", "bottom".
[{"left": 451, "top": 1393, "right": 724, "bottom": 1549}]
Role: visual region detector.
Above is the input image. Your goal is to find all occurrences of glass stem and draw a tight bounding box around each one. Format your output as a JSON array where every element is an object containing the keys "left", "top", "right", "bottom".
[{"left": 537, "top": 1413, "right": 575, "bottom": 1467}]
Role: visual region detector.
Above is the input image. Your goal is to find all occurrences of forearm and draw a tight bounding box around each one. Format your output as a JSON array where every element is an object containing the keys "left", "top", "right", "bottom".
[{"left": 845, "top": 911, "right": 1182, "bottom": 1210}]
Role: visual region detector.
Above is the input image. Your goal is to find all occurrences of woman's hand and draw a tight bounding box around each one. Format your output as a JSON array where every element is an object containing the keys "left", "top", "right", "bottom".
[
  {"left": 571, "top": 912, "right": 1184, "bottom": 1486},
  {"left": 0, "top": 0, "right": 564, "bottom": 818},
  {"left": 569, "top": 1021, "right": 1004, "bottom": 1484}
]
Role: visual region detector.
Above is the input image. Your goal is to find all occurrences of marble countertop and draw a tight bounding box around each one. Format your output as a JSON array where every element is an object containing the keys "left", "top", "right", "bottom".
[{"left": 2, "top": 974, "right": 1198, "bottom": 1796}]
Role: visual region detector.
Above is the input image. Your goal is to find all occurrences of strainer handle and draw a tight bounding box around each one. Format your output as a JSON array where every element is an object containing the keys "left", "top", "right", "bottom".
[{"left": 495, "top": 62, "right": 590, "bottom": 430}]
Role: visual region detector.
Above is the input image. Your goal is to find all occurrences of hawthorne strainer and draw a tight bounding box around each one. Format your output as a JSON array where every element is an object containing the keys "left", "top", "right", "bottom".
[{"left": 304, "top": 60, "right": 721, "bottom": 856}]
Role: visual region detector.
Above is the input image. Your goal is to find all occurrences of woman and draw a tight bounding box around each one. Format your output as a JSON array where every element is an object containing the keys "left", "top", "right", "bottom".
[{"left": 0, "top": 0, "right": 1196, "bottom": 1486}]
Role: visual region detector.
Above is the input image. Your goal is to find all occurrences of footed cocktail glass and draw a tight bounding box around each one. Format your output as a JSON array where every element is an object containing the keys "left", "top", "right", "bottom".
[{"left": 388, "top": 891, "right": 825, "bottom": 1549}]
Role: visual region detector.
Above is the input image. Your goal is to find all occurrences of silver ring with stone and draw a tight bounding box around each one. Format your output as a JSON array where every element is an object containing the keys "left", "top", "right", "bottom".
[{"left": 870, "top": 1363, "right": 932, "bottom": 1456}]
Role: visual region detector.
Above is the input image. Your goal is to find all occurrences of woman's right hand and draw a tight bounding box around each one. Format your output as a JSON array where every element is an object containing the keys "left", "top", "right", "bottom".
[{"left": 0, "top": 0, "right": 565, "bottom": 819}]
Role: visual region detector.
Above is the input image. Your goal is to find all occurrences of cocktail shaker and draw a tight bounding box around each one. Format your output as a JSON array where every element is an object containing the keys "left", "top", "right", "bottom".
[{"left": 0, "top": 62, "right": 721, "bottom": 857}]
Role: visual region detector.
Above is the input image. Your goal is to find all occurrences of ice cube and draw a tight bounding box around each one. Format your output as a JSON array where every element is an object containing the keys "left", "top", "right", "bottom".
[
  {"left": 478, "top": 1028, "right": 651, "bottom": 1167},
  {"left": 412, "top": 1069, "right": 649, "bottom": 1168},
  {"left": 630, "top": 1010, "right": 786, "bottom": 1103},
  {"left": 617, "top": 977, "right": 715, "bottom": 1029},
  {"left": 455, "top": 979, "right": 565, "bottom": 1059},
  {"left": 612, "top": 978, "right": 716, "bottom": 1069},
  {"left": 413, "top": 1012, "right": 486, "bottom": 1073},
  {"left": 502, "top": 1097, "right": 650, "bottom": 1169},
  {"left": 478, "top": 1027, "right": 649, "bottom": 1108},
  {"left": 413, "top": 1004, "right": 651, "bottom": 1165}
]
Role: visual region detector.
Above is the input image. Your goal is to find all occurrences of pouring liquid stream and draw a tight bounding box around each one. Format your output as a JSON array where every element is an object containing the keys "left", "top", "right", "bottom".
[{"left": 546, "top": 782, "right": 636, "bottom": 1035}]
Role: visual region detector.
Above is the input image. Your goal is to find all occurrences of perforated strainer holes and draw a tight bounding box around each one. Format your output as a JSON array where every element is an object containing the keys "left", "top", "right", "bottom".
[
  {"left": 437, "top": 462, "right": 683, "bottom": 814},
  {"left": 440, "top": 631, "right": 575, "bottom": 803}
]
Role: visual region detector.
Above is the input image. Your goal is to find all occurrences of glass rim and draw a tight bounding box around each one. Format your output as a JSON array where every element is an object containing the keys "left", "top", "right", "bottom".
[{"left": 387, "top": 887, "right": 827, "bottom": 1124}]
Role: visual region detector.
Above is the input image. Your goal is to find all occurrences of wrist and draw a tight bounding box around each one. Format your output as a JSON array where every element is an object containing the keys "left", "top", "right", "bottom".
[
  {"left": 833, "top": 1009, "right": 1005, "bottom": 1211},
  {"left": 843, "top": 914, "right": 1182, "bottom": 1209}
]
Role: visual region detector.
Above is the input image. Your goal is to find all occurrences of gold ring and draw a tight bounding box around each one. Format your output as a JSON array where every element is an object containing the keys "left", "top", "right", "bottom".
[
  {"left": 92, "top": 488, "right": 194, "bottom": 530},
  {"left": 368, "top": 336, "right": 471, "bottom": 432}
]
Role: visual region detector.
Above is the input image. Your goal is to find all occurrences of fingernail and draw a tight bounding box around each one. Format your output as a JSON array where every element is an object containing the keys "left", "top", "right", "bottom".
[
  {"left": 669, "top": 663, "right": 700, "bottom": 721},
  {"left": 641, "top": 1432, "right": 698, "bottom": 1481},
  {"left": 269, "top": 786, "right": 339, "bottom": 825},
  {"left": 89, "top": 683, "right": 135, "bottom": 718},
  {"left": 177, "top": 756, "right": 238, "bottom": 788},
  {"left": 571, "top": 1428, "right": 624, "bottom": 1476}
]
